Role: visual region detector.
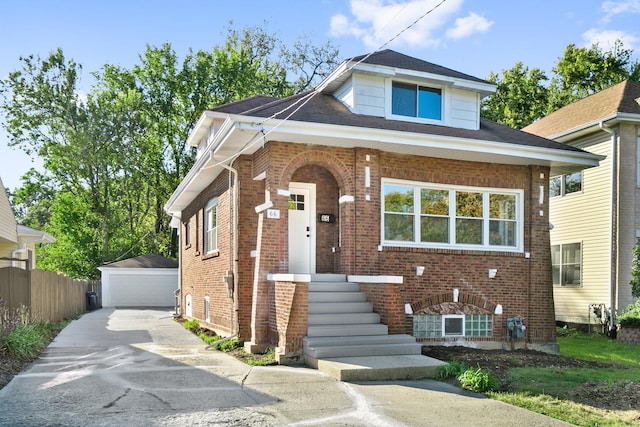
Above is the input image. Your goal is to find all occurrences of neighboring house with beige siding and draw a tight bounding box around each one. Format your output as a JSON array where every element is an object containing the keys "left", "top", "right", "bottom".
[
  {"left": 0, "top": 177, "right": 55, "bottom": 269},
  {"left": 524, "top": 80, "right": 640, "bottom": 331}
]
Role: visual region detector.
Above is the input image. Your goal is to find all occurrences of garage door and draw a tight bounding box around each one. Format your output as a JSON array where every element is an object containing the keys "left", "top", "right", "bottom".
[{"left": 108, "top": 273, "right": 177, "bottom": 307}]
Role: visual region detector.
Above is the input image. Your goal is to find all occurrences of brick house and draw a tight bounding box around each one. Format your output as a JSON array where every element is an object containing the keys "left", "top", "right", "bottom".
[
  {"left": 164, "top": 50, "right": 600, "bottom": 363},
  {"left": 524, "top": 80, "right": 639, "bottom": 331}
]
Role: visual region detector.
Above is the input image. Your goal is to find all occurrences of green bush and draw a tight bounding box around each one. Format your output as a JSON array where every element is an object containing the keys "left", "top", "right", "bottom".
[
  {"left": 248, "top": 347, "right": 277, "bottom": 366},
  {"left": 214, "top": 337, "right": 244, "bottom": 352},
  {"left": 458, "top": 366, "right": 501, "bottom": 393},
  {"left": 2, "top": 321, "right": 64, "bottom": 361},
  {"left": 182, "top": 319, "right": 200, "bottom": 331},
  {"left": 618, "top": 300, "right": 640, "bottom": 328},
  {"left": 436, "top": 360, "right": 468, "bottom": 379}
]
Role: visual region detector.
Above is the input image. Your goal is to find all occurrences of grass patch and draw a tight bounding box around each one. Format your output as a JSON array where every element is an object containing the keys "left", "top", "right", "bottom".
[
  {"left": 247, "top": 347, "right": 276, "bottom": 366},
  {"left": 558, "top": 334, "right": 640, "bottom": 368},
  {"left": 507, "top": 367, "right": 640, "bottom": 398},
  {"left": 489, "top": 392, "right": 633, "bottom": 427}
]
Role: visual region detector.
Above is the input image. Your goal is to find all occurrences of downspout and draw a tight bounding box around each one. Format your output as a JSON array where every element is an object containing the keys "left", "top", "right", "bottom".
[
  {"left": 11, "top": 246, "right": 27, "bottom": 268},
  {"left": 600, "top": 121, "right": 618, "bottom": 331},
  {"left": 220, "top": 161, "right": 240, "bottom": 336}
]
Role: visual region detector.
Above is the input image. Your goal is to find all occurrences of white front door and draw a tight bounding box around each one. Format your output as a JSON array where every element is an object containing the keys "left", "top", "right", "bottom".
[{"left": 288, "top": 183, "right": 316, "bottom": 273}]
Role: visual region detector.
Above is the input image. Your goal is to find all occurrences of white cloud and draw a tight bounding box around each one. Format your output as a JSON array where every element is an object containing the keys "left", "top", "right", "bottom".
[
  {"left": 601, "top": 0, "right": 640, "bottom": 23},
  {"left": 329, "top": 0, "right": 478, "bottom": 51},
  {"left": 582, "top": 28, "right": 638, "bottom": 50},
  {"left": 445, "top": 12, "right": 493, "bottom": 40}
]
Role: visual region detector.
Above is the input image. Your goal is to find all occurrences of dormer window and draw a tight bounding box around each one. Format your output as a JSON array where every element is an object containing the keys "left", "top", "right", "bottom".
[{"left": 391, "top": 82, "right": 442, "bottom": 121}]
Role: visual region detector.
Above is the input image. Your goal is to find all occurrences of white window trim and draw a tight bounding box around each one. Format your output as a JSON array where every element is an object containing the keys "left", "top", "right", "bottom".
[
  {"left": 551, "top": 242, "right": 582, "bottom": 287},
  {"left": 204, "top": 296, "right": 210, "bottom": 323},
  {"left": 381, "top": 178, "right": 524, "bottom": 252},
  {"left": 204, "top": 197, "right": 218, "bottom": 254},
  {"left": 637, "top": 132, "right": 640, "bottom": 187},
  {"left": 550, "top": 172, "right": 583, "bottom": 198},
  {"left": 384, "top": 78, "right": 447, "bottom": 125},
  {"left": 443, "top": 315, "right": 465, "bottom": 337}
]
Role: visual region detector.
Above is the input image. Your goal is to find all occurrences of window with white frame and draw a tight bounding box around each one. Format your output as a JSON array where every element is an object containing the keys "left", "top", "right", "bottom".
[
  {"left": 637, "top": 133, "right": 640, "bottom": 187},
  {"left": 549, "top": 172, "right": 582, "bottom": 197},
  {"left": 391, "top": 81, "right": 442, "bottom": 121},
  {"left": 413, "top": 314, "right": 492, "bottom": 338},
  {"left": 551, "top": 243, "right": 581, "bottom": 286},
  {"left": 184, "top": 221, "right": 191, "bottom": 247},
  {"left": 204, "top": 296, "right": 210, "bottom": 323},
  {"left": 204, "top": 198, "right": 218, "bottom": 254},
  {"left": 382, "top": 180, "right": 522, "bottom": 251}
]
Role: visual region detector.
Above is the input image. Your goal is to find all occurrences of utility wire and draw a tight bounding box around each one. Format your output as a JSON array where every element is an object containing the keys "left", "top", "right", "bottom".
[{"left": 203, "top": 0, "right": 449, "bottom": 171}]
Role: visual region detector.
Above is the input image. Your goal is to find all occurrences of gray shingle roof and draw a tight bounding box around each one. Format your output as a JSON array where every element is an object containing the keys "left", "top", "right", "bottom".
[
  {"left": 212, "top": 91, "right": 586, "bottom": 154},
  {"left": 351, "top": 49, "right": 492, "bottom": 85},
  {"left": 524, "top": 80, "right": 640, "bottom": 138}
]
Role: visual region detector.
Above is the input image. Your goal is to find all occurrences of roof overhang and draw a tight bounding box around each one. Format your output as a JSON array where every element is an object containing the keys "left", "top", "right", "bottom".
[
  {"left": 17, "top": 225, "right": 56, "bottom": 244},
  {"left": 542, "top": 112, "right": 640, "bottom": 143},
  {"left": 164, "top": 113, "right": 602, "bottom": 217}
]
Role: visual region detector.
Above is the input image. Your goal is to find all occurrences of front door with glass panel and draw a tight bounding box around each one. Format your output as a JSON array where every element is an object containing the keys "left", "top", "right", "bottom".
[{"left": 288, "top": 183, "right": 316, "bottom": 273}]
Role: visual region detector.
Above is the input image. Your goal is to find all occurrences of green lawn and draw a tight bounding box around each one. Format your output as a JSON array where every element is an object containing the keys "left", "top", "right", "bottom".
[{"left": 489, "top": 333, "right": 640, "bottom": 427}]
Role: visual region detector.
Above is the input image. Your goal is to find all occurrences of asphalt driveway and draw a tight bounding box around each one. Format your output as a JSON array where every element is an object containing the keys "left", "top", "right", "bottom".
[{"left": 0, "top": 309, "right": 571, "bottom": 426}]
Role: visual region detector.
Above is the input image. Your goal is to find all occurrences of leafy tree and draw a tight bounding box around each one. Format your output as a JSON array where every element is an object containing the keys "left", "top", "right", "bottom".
[
  {"left": 548, "top": 41, "right": 640, "bottom": 112},
  {"left": 481, "top": 62, "right": 549, "bottom": 128},
  {"left": 481, "top": 40, "right": 640, "bottom": 128},
  {"left": 0, "top": 24, "right": 339, "bottom": 278}
]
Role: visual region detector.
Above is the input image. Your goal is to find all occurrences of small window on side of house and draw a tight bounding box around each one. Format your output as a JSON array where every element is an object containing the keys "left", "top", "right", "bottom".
[
  {"left": 184, "top": 221, "right": 191, "bottom": 247},
  {"left": 204, "top": 198, "right": 218, "bottom": 254},
  {"left": 549, "top": 172, "right": 582, "bottom": 197},
  {"left": 204, "top": 296, "right": 210, "bottom": 323}
]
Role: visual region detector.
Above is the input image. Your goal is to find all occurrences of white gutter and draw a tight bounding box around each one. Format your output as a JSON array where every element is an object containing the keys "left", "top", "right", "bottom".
[{"left": 599, "top": 121, "right": 618, "bottom": 330}]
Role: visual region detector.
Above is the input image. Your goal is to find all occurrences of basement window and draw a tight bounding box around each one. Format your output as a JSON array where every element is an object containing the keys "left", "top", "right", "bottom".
[{"left": 413, "top": 314, "right": 492, "bottom": 338}]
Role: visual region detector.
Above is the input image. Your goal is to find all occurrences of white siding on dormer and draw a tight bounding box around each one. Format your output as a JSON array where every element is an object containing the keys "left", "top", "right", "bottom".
[
  {"left": 334, "top": 77, "right": 355, "bottom": 111},
  {"left": 335, "top": 74, "right": 386, "bottom": 117},
  {"left": 352, "top": 74, "right": 386, "bottom": 117},
  {"left": 450, "top": 88, "right": 480, "bottom": 130}
]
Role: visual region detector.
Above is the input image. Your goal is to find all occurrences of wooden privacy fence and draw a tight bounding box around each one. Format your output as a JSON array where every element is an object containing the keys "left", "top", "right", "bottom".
[{"left": 0, "top": 266, "right": 101, "bottom": 322}]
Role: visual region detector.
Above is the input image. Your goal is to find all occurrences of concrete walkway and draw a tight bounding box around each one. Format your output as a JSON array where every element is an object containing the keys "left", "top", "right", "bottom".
[{"left": 0, "top": 309, "right": 572, "bottom": 426}]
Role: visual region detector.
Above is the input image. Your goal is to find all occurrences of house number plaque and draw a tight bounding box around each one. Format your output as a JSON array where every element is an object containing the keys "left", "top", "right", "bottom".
[{"left": 317, "top": 213, "right": 335, "bottom": 223}]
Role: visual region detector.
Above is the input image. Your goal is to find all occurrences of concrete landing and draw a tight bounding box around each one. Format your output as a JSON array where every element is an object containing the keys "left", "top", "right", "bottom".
[{"left": 305, "top": 354, "right": 447, "bottom": 382}]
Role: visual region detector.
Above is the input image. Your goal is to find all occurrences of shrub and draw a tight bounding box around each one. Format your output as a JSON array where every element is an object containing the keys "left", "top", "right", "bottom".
[
  {"left": 458, "top": 366, "right": 501, "bottom": 393},
  {"left": 436, "top": 360, "right": 468, "bottom": 379},
  {"left": 618, "top": 300, "right": 640, "bottom": 328},
  {"left": 182, "top": 319, "right": 200, "bottom": 331},
  {"left": 214, "top": 337, "right": 243, "bottom": 352},
  {"left": 247, "top": 347, "right": 277, "bottom": 366}
]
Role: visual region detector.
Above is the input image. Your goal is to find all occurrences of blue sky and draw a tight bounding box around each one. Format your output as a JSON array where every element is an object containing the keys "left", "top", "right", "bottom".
[{"left": 1, "top": 0, "right": 639, "bottom": 191}]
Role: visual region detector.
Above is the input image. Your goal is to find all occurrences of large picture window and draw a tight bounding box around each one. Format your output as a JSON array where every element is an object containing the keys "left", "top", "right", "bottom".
[
  {"left": 383, "top": 180, "right": 522, "bottom": 251},
  {"left": 391, "top": 82, "right": 442, "bottom": 120},
  {"left": 204, "top": 198, "right": 218, "bottom": 254},
  {"left": 551, "top": 243, "right": 581, "bottom": 286}
]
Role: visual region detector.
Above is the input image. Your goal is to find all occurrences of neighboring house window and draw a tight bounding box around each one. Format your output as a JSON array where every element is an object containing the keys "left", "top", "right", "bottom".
[
  {"left": 382, "top": 180, "right": 522, "bottom": 251},
  {"left": 204, "top": 198, "right": 218, "bottom": 254},
  {"left": 413, "top": 314, "right": 492, "bottom": 338},
  {"left": 551, "top": 243, "right": 582, "bottom": 286},
  {"left": 549, "top": 172, "right": 582, "bottom": 197},
  {"left": 391, "top": 82, "right": 442, "bottom": 121}
]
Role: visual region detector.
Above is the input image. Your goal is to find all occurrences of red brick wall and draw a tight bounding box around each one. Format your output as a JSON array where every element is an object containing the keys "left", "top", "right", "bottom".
[{"left": 180, "top": 141, "right": 556, "bottom": 353}]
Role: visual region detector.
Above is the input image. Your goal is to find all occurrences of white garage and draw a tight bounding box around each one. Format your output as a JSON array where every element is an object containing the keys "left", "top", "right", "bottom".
[{"left": 98, "top": 254, "right": 178, "bottom": 308}]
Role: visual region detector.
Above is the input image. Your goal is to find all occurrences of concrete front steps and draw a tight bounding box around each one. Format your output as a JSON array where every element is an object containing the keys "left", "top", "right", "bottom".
[{"left": 304, "top": 274, "right": 445, "bottom": 381}]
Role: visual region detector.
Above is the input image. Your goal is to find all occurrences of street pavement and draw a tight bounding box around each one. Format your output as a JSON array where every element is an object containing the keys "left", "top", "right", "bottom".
[{"left": 0, "top": 309, "right": 572, "bottom": 426}]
